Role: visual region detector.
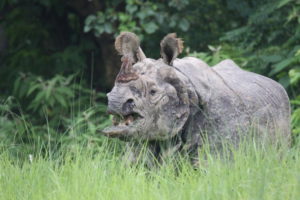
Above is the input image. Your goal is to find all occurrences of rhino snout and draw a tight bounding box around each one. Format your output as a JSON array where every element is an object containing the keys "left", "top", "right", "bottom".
[{"left": 107, "top": 96, "right": 135, "bottom": 116}]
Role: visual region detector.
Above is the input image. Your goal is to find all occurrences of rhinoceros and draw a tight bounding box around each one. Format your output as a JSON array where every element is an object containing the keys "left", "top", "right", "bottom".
[{"left": 102, "top": 32, "right": 291, "bottom": 163}]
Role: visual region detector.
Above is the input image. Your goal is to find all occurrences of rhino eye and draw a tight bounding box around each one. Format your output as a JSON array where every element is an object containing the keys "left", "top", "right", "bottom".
[{"left": 150, "top": 89, "right": 156, "bottom": 96}]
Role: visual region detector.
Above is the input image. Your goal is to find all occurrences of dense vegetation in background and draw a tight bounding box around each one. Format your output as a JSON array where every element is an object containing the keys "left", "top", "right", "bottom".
[{"left": 0, "top": 0, "right": 300, "bottom": 153}]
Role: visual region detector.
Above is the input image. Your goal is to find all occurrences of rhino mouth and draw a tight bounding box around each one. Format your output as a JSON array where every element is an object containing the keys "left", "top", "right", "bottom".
[{"left": 102, "top": 112, "right": 143, "bottom": 137}]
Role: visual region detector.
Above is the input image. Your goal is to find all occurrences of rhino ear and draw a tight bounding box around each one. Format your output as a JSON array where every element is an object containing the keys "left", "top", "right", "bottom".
[
  {"left": 160, "top": 33, "right": 184, "bottom": 66},
  {"left": 115, "top": 32, "right": 146, "bottom": 63}
]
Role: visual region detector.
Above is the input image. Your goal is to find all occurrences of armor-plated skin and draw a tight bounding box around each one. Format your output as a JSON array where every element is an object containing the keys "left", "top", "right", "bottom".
[{"left": 102, "top": 32, "right": 291, "bottom": 164}]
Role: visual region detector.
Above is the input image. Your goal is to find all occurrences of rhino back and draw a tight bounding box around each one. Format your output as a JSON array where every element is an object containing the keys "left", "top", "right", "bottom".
[
  {"left": 174, "top": 58, "right": 291, "bottom": 144},
  {"left": 211, "top": 59, "right": 290, "bottom": 133}
]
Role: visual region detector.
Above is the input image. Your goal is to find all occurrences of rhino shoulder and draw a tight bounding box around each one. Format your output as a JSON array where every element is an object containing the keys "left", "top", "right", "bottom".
[
  {"left": 174, "top": 57, "right": 210, "bottom": 70},
  {"left": 212, "top": 59, "right": 243, "bottom": 71}
]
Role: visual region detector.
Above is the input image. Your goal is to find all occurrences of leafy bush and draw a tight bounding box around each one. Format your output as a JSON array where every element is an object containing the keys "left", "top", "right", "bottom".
[
  {"left": 84, "top": 0, "right": 191, "bottom": 37},
  {"left": 290, "top": 69, "right": 300, "bottom": 137},
  {"left": 188, "top": 44, "right": 248, "bottom": 67},
  {"left": 0, "top": 73, "right": 111, "bottom": 154}
]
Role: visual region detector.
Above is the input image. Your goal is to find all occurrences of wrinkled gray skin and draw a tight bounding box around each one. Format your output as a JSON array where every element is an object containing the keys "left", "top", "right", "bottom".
[{"left": 103, "top": 33, "right": 291, "bottom": 165}]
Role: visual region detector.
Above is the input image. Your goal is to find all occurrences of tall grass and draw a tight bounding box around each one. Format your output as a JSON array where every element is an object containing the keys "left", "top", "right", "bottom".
[{"left": 0, "top": 139, "right": 299, "bottom": 200}]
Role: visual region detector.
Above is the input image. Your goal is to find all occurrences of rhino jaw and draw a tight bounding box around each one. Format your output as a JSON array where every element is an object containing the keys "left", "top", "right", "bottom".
[
  {"left": 102, "top": 125, "right": 129, "bottom": 137},
  {"left": 101, "top": 112, "right": 143, "bottom": 137}
]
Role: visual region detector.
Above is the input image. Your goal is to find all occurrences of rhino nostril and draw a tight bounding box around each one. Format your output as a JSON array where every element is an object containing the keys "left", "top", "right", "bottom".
[
  {"left": 123, "top": 98, "right": 135, "bottom": 113},
  {"left": 126, "top": 99, "right": 134, "bottom": 105}
]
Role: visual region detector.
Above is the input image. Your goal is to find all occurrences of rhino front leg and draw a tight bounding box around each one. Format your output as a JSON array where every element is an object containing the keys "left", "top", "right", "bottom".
[{"left": 122, "top": 142, "right": 159, "bottom": 167}]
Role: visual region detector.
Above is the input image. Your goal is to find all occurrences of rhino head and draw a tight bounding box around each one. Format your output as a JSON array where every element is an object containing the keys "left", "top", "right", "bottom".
[{"left": 102, "top": 32, "right": 197, "bottom": 141}]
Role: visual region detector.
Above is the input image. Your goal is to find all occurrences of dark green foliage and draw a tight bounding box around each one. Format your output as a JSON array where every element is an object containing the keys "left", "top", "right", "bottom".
[
  {"left": 84, "top": 0, "right": 243, "bottom": 57},
  {"left": 0, "top": 0, "right": 110, "bottom": 153},
  {"left": 0, "top": 74, "right": 110, "bottom": 155},
  {"left": 0, "top": 0, "right": 102, "bottom": 92}
]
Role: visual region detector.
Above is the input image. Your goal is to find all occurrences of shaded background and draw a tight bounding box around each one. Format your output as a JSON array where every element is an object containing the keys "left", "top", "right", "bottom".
[{"left": 0, "top": 0, "right": 299, "bottom": 153}]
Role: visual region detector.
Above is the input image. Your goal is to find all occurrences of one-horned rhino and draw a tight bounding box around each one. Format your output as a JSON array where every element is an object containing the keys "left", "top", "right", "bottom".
[{"left": 102, "top": 32, "right": 291, "bottom": 163}]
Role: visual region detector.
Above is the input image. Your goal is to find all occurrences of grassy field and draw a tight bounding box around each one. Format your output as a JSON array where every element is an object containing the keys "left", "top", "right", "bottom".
[{"left": 0, "top": 140, "right": 299, "bottom": 200}]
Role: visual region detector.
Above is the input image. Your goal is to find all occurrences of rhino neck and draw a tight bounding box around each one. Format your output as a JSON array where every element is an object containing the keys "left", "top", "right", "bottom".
[{"left": 173, "top": 57, "right": 218, "bottom": 105}]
